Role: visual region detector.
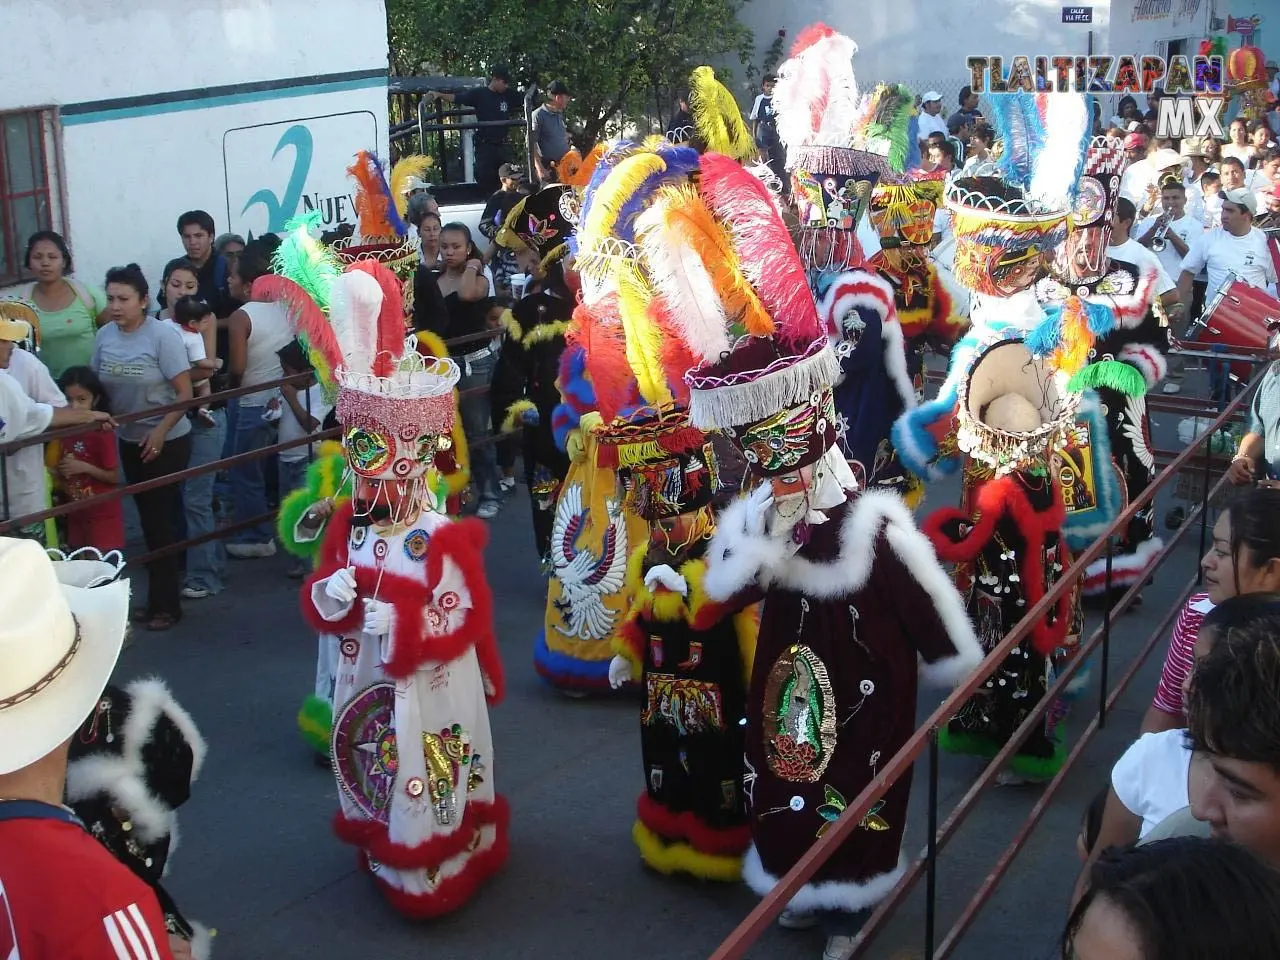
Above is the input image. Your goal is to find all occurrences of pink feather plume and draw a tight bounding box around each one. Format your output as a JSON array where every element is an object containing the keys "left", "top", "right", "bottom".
[
  {"left": 696, "top": 153, "right": 822, "bottom": 347},
  {"left": 344, "top": 259, "right": 406, "bottom": 376},
  {"left": 252, "top": 275, "right": 343, "bottom": 375}
]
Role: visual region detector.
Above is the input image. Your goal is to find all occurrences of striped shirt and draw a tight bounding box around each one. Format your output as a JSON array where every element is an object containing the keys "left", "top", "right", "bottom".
[{"left": 1152, "top": 593, "right": 1213, "bottom": 717}]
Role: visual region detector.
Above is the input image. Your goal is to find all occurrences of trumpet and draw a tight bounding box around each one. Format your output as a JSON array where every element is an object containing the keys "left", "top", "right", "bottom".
[{"left": 1150, "top": 218, "right": 1171, "bottom": 252}]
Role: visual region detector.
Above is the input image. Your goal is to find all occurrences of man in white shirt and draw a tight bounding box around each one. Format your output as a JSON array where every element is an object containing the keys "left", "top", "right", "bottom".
[
  {"left": 1108, "top": 197, "right": 1180, "bottom": 311},
  {"left": 1178, "top": 189, "right": 1280, "bottom": 303},
  {"left": 916, "top": 91, "right": 949, "bottom": 151},
  {"left": 1136, "top": 179, "right": 1204, "bottom": 294}
]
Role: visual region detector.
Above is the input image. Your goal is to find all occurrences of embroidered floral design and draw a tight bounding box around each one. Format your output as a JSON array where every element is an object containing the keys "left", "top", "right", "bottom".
[{"left": 763, "top": 645, "right": 837, "bottom": 782}]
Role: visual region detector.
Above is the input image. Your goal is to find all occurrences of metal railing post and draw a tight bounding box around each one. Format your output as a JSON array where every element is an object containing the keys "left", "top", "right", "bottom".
[
  {"left": 1099, "top": 540, "right": 1113, "bottom": 729},
  {"left": 1197, "top": 428, "right": 1212, "bottom": 579},
  {"left": 1, "top": 448, "right": 9, "bottom": 524},
  {"left": 925, "top": 729, "right": 940, "bottom": 960}
]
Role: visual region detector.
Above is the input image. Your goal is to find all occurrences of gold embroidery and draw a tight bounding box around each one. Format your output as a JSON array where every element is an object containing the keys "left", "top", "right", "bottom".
[{"left": 762, "top": 644, "right": 837, "bottom": 782}]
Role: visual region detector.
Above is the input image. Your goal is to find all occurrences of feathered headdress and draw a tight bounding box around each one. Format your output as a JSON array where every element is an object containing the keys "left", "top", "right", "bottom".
[
  {"left": 772, "top": 23, "right": 860, "bottom": 154},
  {"left": 388, "top": 154, "right": 434, "bottom": 218},
  {"left": 856, "top": 83, "right": 919, "bottom": 173},
  {"left": 348, "top": 151, "right": 408, "bottom": 240},
  {"left": 688, "top": 66, "right": 755, "bottom": 163}
]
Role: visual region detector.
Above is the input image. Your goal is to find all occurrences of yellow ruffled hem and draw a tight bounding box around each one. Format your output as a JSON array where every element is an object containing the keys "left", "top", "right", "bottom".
[{"left": 631, "top": 820, "right": 742, "bottom": 883}]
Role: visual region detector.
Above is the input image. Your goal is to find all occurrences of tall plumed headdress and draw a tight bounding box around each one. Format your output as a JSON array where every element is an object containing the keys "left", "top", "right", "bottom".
[
  {"left": 253, "top": 217, "right": 460, "bottom": 486},
  {"left": 665, "top": 67, "right": 755, "bottom": 164},
  {"left": 772, "top": 23, "right": 886, "bottom": 272},
  {"left": 331, "top": 150, "right": 420, "bottom": 285},
  {"left": 945, "top": 93, "right": 1090, "bottom": 298}
]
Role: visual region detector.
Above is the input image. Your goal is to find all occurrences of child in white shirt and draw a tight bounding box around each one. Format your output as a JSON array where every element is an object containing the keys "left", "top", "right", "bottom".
[{"left": 170, "top": 295, "right": 219, "bottom": 426}]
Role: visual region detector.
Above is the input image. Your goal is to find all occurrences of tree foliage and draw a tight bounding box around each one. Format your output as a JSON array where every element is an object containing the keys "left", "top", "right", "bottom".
[{"left": 386, "top": 0, "right": 757, "bottom": 147}]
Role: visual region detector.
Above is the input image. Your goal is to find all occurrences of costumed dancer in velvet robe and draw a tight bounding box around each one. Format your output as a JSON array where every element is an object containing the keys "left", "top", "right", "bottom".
[
  {"left": 660, "top": 144, "right": 981, "bottom": 957},
  {"left": 1028, "top": 135, "right": 1165, "bottom": 601},
  {"left": 919, "top": 332, "right": 1079, "bottom": 782},
  {"left": 297, "top": 266, "right": 507, "bottom": 918},
  {"left": 603, "top": 410, "right": 757, "bottom": 881},
  {"left": 490, "top": 184, "right": 577, "bottom": 561},
  {"left": 262, "top": 215, "right": 470, "bottom": 756}
]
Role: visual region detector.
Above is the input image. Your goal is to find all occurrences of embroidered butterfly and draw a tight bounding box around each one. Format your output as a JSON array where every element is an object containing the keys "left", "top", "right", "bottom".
[
  {"left": 815, "top": 784, "right": 890, "bottom": 838},
  {"left": 526, "top": 212, "right": 560, "bottom": 242}
]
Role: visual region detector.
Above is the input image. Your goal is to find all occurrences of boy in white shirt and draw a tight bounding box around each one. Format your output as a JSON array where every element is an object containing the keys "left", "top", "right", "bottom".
[{"left": 276, "top": 340, "right": 333, "bottom": 576}]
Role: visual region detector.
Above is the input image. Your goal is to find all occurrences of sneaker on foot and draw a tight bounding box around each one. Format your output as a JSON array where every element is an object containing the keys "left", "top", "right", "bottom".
[
  {"left": 778, "top": 909, "right": 818, "bottom": 930},
  {"left": 500, "top": 476, "right": 517, "bottom": 493},
  {"left": 181, "top": 585, "right": 212, "bottom": 600},
  {"left": 226, "top": 541, "right": 277, "bottom": 559},
  {"left": 823, "top": 935, "right": 858, "bottom": 960},
  {"left": 476, "top": 501, "right": 501, "bottom": 520}
]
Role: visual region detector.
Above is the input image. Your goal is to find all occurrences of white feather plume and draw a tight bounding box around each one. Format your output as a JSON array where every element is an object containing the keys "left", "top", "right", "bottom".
[
  {"left": 635, "top": 201, "right": 731, "bottom": 364},
  {"left": 327, "top": 269, "right": 385, "bottom": 378},
  {"left": 1028, "top": 93, "right": 1090, "bottom": 214},
  {"left": 773, "top": 30, "right": 861, "bottom": 155}
]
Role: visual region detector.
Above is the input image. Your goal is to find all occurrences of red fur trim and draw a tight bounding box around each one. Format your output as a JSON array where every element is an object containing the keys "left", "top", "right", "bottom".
[
  {"left": 381, "top": 519, "right": 501, "bottom": 685},
  {"left": 924, "top": 475, "right": 1071, "bottom": 656},
  {"left": 636, "top": 793, "right": 751, "bottom": 856},
  {"left": 334, "top": 795, "right": 509, "bottom": 869},
  {"left": 301, "top": 501, "right": 364, "bottom": 636},
  {"left": 367, "top": 812, "right": 510, "bottom": 919},
  {"left": 616, "top": 613, "right": 647, "bottom": 666}
]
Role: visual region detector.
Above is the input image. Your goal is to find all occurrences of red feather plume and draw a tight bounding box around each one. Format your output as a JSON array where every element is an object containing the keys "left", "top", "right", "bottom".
[
  {"left": 696, "top": 153, "right": 822, "bottom": 347},
  {"left": 574, "top": 298, "right": 634, "bottom": 422},
  {"left": 344, "top": 259, "right": 406, "bottom": 376},
  {"left": 790, "top": 22, "right": 836, "bottom": 56},
  {"left": 251, "top": 275, "right": 343, "bottom": 376}
]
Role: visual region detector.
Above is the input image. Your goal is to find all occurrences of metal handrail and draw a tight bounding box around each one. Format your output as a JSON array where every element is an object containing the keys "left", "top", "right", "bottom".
[{"left": 710, "top": 364, "right": 1263, "bottom": 960}]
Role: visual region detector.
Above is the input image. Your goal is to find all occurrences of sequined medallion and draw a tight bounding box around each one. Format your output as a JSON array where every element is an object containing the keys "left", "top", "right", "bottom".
[
  {"left": 762, "top": 645, "right": 837, "bottom": 782},
  {"left": 332, "top": 683, "right": 399, "bottom": 821}
]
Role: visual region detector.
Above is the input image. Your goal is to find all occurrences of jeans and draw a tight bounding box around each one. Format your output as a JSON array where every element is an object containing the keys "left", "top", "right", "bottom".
[
  {"left": 230, "top": 407, "right": 277, "bottom": 543},
  {"left": 183, "top": 408, "right": 227, "bottom": 594},
  {"left": 278, "top": 456, "right": 311, "bottom": 507},
  {"left": 120, "top": 433, "right": 192, "bottom": 618},
  {"left": 457, "top": 350, "right": 502, "bottom": 508}
]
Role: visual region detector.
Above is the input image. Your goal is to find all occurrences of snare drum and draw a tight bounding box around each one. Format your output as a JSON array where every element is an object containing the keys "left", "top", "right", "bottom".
[{"left": 1188, "top": 274, "right": 1280, "bottom": 378}]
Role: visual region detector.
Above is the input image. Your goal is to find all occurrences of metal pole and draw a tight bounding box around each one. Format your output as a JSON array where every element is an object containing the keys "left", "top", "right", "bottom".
[
  {"left": 925, "top": 730, "right": 940, "bottom": 960},
  {"left": 1197, "top": 430, "right": 1212, "bottom": 582},
  {"left": 1099, "top": 541, "right": 1113, "bottom": 729}
]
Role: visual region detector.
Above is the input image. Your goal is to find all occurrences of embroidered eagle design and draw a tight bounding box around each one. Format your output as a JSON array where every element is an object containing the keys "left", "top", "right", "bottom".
[{"left": 550, "top": 483, "right": 628, "bottom": 640}]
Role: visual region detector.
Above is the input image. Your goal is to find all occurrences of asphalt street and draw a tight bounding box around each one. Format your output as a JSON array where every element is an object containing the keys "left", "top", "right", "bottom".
[{"left": 109, "top": 387, "right": 1216, "bottom": 960}]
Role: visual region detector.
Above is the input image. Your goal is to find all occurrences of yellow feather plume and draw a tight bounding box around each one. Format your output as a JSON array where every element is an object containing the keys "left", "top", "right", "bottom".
[
  {"left": 690, "top": 66, "right": 755, "bottom": 163},
  {"left": 616, "top": 260, "right": 672, "bottom": 407},
  {"left": 495, "top": 196, "right": 531, "bottom": 251},
  {"left": 582, "top": 152, "right": 667, "bottom": 251},
  {"left": 389, "top": 155, "right": 434, "bottom": 217},
  {"left": 649, "top": 183, "right": 774, "bottom": 337}
]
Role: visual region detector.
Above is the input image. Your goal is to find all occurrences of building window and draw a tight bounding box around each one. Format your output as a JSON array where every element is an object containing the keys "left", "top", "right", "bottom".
[{"left": 0, "top": 108, "right": 60, "bottom": 286}]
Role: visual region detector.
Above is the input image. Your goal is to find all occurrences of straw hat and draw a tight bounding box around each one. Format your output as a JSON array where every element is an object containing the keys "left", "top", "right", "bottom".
[{"left": 0, "top": 541, "right": 129, "bottom": 775}]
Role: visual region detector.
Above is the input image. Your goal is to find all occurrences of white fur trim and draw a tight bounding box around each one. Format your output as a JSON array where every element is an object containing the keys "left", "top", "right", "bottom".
[
  {"left": 704, "top": 492, "right": 793, "bottom": 601},
  {"left": 1116, "top": 343, "right": 1168, "bottom": 390},
  {"left": 64, "top": 678, "right": 206, "bottom": 845},
  {"left": 1082, "top": 536, "right": 1164, "bottom": 594},
  {"left": 742, "top": 844, "right": 908, "bottom": 914},
  {"left": 881, "top": 318, "right": 918, "bottom": 412},
  {"left": 881, "top": 515, "right": 983, "bottom": 686},
  {"left": 188, "top": 922, "right": 214, "bottom": 960}
]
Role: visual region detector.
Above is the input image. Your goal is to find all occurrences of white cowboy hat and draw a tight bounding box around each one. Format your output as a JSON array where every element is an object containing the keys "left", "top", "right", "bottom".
[
  {"left": 0, "top": 540, "right": 129, "bottom": 775},
  {"left": 1150, "top": 148, "right": 1183, "bottom": 172}
]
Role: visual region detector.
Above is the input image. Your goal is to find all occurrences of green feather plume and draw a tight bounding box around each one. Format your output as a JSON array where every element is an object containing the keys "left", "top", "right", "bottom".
[
  {"left": 297, "top": 694, "right": 333, "bottom": 755},
  {"left": 863, "top": 84, "right": 915, "bottom": 173},
  {"left": 273, "top": 210, "right": 342, "bottom": 312},
  {"left": 1067, "top": 359, "right": 1147, "bottom": 397},
  {"left": 276, "top": 451, "right": 351, "bottom": 561}
]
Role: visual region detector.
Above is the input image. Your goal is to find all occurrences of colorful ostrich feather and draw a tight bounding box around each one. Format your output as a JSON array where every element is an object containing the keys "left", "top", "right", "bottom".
[
  {"left": 773, "top": 23, "right": 860, "bottom": 152},
  {"left": 581, "top": 140, "right": 642, "bottom": 228},
  {"left": 582, "top": 151, "right": 668, "bottom": 246},
  {"left": 388, "top": 154, "right": 433, "bottom": 217},
  {"left": 988, "top": 92, "right": 1047, "bottom": 191},
  {"left": 252, "top": 274, "right": 342, "bottom": 399},
  {"left": 574, "top": 298, "right": 636, "bottom": 421},
  {"left": 636, "top": 183, "right": 774, "bottom": 360},
  {"left": 273, "top": 211, "right": 343, "bottom": 312},
  {"left": 861, "top": 84, "right": 916, "bottom": 172},
  {"left": 696, "top": 152, "right": 822, "bottom": 347},
  {"left": 347, "top": 151, "right": 408, "bottom": 240},
  {"left": 690, "top": 66, "right": 755, "bottom": 162},
  {"left": 343, "top": 259, "right": 407, "bottom": 377},
  {"left": 616, "top": 260, "right": 673, "bottom": 408},
  {"left": 1067, "top": 359, "right": 1147, "bottom": 396},
  {"left": 567, "top": 142, "right": 606, "bottom": 190}
]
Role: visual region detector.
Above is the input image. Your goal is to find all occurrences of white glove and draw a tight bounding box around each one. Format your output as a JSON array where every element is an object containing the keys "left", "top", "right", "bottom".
[
  {"left": 608, "top": 655, "right": 634, "bottom": 689},
  {"left": 363, "top": 598, "right": 393, "bottom": 636},
  {"left": 745, "top": 483, "right": 775, "bottom": 538},
  {"left": 324, "top": 566, "right": 358, "bottom": 605},
  {"left": 644, "top": 564, "right": 688, "bottom": 596}
]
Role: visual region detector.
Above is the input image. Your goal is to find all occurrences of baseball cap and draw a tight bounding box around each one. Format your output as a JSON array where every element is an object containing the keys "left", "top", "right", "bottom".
[
  {"left": 1223, "top": 187, "right": 1257, "bottom": 215},
  {"left": 490, "top": 63, "right": 511, "bottom": 82},
  {"left": 921, "top": 91, "right": 943, "bottom": 103},
  {"left": 498, "top": 163, "right": 525, "bottom": 181},
  {"left": 547, "top": 80, "right": 570, "bottom": 96},
  {"left": 1123, "top": 132, "right": 1148, "bottom": 150}
]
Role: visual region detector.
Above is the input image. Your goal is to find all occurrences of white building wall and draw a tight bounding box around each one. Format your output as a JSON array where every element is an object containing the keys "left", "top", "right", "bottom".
[
  {"left": 738, "top": 0, "right": 1112, "bottom": 96},
  {"left": 1, "top": 0, "right": 389, "bottom": 295}
]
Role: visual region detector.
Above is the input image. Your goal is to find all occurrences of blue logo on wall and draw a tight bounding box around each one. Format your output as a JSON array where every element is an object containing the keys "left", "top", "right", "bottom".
[{"left": 241, "top": 124, "right": 313, "bottom": 232}]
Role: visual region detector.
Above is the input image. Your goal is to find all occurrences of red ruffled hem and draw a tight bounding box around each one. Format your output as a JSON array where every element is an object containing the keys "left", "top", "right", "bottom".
[
  {"left": 334, "top": 794, "right": 510, "bottom": 869},
  {"left": 636, "top": 792, "right": 751, "bottom": 857},
  {"left": 361, "top": 822, "right": 510, "bottom": 919}
]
